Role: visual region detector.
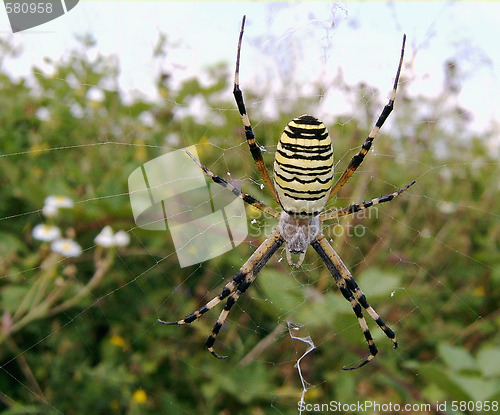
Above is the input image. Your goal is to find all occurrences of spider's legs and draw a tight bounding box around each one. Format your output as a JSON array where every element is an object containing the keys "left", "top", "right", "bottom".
[
  {"left": 328, "top": 34, "right": 406, "bottom": 201},
  {"left": 233, "top": 16, "right": 280, "bottom": 204},
  {"left": 206, "top": 270, "right": 258, "bottom": 359},
  {"left": 311, "top": 233, "right": 397, "bottom": 370},
  {"left": 320, "top": 180, "right": 415, "bottom": 222},
  {"left": 185, "top": 150, "right": 280, "bottom": 219},
  {"left": 159, "top": 228, "right": 284, "bottom": 359}
]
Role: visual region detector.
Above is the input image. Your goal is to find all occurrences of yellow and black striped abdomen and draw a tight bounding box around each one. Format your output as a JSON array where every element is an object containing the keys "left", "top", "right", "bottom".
[{"left": 273, "top": 114, "right": 334, "bottom": 216}]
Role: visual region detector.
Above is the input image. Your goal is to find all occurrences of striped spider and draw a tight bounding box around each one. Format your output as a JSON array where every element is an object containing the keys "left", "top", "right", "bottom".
[{"left": 160, "top": 16, "right": 414, "bottom": 370}]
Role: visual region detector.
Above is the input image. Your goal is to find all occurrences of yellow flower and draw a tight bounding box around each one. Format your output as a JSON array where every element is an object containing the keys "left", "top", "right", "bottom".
[
  {"left": 110, "top": 399, "right": 119, "bottom": 411},
  {"left": 473, "top": 285, "right": 486, "bottom": 297},
  {"left": 132, "top": 389, "right": 147, "bottom": 404},
  {"left": 109, "top": 334, "right": 127, "bottom": 349}
]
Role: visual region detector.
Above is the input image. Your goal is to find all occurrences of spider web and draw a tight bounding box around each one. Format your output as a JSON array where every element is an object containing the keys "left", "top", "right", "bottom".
[{"left": 1, "top": 2, "right": 500, "bottom": 415}]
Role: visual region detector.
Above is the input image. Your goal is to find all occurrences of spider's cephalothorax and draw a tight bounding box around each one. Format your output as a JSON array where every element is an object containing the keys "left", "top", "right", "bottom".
[
  {"left": 160, "top": 15, "right": 415, "bottom": 370},
  {"left": 277, "top": 212, "right": 320, "bottom": 267}
]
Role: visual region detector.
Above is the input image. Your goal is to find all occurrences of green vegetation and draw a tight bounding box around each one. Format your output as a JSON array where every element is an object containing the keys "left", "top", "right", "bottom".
[{"left": 1, "top": 35, "right": 499, "bottom": 415}]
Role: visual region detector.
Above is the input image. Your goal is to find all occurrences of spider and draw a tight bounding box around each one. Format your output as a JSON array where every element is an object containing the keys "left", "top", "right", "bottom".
[{"left": 159, "top": 16, "right": 415, "bottom": 370}]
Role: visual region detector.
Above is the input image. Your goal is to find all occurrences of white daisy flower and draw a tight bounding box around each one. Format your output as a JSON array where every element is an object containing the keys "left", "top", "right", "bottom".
[
  {"left": 44, "top": 195, "right": 74, "bottom": 209},
  {"left": 439, "top": 202, "right": 457, "bottom": 215},
  {"left": 35, "top": 107, "right": 50, "bottom": 121},
  {"left": 113, "top": 230, "right": 130, "bottom": 247},
  {"left": 94, "top": 226, "right": 115, "bottom": 248},
  {"left": 86, "top": 87, "right": 105, "bottom": 102},
  {"left": 95, "top": 227, "right": 131, "bottom": 248},
  {"left": 51, "top": 239, "right": 82, "bottom": 257},
  {"left": 42, "top": 204, "right": 59, "bottom": 218},
  {"left": 32, "top": 224, "right": 61, "bottom": 242},
  {"left": 138, "top": 111, "right": 155, "bottom": 127}
]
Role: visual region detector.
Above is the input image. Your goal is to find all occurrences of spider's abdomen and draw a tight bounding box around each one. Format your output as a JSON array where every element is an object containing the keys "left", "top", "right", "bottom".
[{"left": 273, "top": 114, "right": 334, "bottom": 216}]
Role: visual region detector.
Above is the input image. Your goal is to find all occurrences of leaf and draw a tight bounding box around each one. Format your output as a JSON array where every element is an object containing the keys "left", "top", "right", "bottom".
[
  {"left": 1, "top": 405, "right": 41, "bottom": 415},
  {"left": 438, "top": 343, "right": 476, "bottom": 372},
  {"left": 0, "top": 231, "right": 25, "bottom": 255},
  {"left": 1, "top": 285, "right": 30, "bottom": 314},
  {"left": 297, "top": 291, "right": 345, "bottom": 328},
  {"left": 417, "top": 364, "right": 472, "bottom": 401},
  {"left": 256, "top": 268, "right": 305, "bottom": 320},
  {"left": 453, "top": 375, "right": 499, "bottom": 402},
  {"left": 355, "top": 268, "right": 402, "bottom": 298},
  {"left": 216, "top": 363, "right": 271, "bottom": 404},
  {"left": 477, "top": 347, "right": 500, "bottom": 377}
]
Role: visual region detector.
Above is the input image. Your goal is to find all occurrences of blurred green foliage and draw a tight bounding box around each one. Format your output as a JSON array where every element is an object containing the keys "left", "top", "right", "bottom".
[{"left": 1, "top": 33, "right": 500, "bottom": 415}]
